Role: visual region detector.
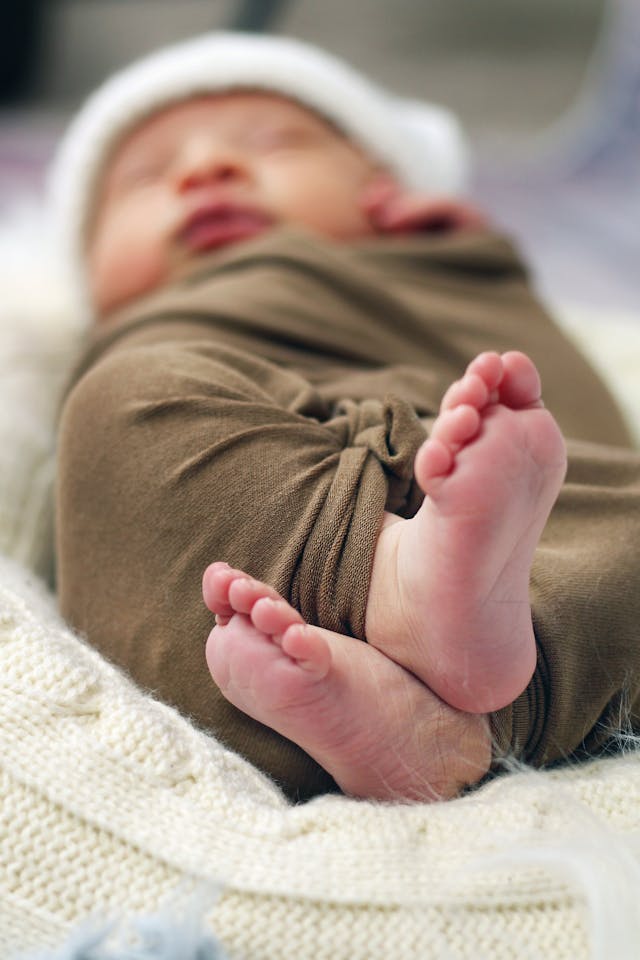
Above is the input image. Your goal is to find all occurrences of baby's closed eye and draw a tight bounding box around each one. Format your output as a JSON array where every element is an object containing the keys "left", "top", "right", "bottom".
[
  {"left": 118, "top": 163, "right": 166, "bottom": 190},
  {"left": 244, "top": 124, "right": 318, "bottom": 153}
]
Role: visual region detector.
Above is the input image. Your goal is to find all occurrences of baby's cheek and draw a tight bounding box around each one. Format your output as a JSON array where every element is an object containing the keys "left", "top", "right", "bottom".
[
  {"left": 90, "top": 230, "right": 169, "bottom": 315},
  {"left": 297, "top": 187, "right": 378, "bottom": 240}
]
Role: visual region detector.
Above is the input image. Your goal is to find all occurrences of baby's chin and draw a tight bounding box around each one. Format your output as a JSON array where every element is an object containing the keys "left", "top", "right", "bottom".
[
  {"left": 91, "top": 221, "right": 379, "bottom": 323},
  {"left": 90, "top": 269, "right": 167, "bottom": 323}
]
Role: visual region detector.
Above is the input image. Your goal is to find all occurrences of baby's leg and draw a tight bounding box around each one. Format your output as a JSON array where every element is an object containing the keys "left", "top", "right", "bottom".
[
  {"left": 203, "top": 563, "right": 491, "bottom": 802},
  {"left": 366, "top": 351, "right": 567, "bottom": 713}
]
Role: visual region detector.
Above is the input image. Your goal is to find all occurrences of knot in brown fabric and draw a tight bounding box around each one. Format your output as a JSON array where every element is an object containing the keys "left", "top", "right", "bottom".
[{"left": 331, "top": 395, "right": 427, "bottom": 518}]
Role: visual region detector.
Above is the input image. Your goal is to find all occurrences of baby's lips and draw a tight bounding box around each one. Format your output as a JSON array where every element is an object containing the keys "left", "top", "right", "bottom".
[{"left": 179, "top": 205, "right": 273, "bottom": 253}]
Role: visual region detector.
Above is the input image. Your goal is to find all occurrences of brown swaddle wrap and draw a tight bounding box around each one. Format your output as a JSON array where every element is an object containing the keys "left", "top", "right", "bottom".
[{"left": 56, "top": 227, "right": 640, "bottom": 800}]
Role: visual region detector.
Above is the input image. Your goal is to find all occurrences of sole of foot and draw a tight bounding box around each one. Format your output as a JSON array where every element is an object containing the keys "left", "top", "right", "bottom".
[{"left": 365, "top": 351, "right": 567, "bottom": 714}]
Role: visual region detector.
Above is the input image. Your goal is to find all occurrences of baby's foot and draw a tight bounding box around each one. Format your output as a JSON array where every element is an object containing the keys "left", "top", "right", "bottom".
[
  {"left": 202, "top": 562, "right": 491, "bottom": 802},
  {"left": 366, "top": 351, "right": 567, "bottom": 714}
]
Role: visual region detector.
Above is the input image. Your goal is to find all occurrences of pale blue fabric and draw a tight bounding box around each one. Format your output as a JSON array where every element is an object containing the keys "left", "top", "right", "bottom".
[{"left": 17, "top": 912, "right": 227, "bottom": 960}]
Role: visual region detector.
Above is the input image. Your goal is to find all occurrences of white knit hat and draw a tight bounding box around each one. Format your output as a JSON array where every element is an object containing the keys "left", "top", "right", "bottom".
[{"left": 49, "top": 31, "right": 470, "bottom": 310}]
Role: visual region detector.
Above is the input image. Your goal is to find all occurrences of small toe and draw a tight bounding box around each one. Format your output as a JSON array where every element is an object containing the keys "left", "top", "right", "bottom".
[
  {"left": 228, "top": 576, "right": 283, "bottom": 615},
  {"left": 430, "top": 404, "right": 481, "bottom": 450},
  {"left": 415, "top": 406, "right": 481, "bottom": 491},
  {"left": 466, "top": 352, "right": 503, "bottom": 391},
  {"left": 281, "top": 623, "right": 332, "bottom": 678},
  {"left": 441, "top": 373, "right": 490, "bottom": 412},
  {"left": 251, "top": 596, "right": 304, "bottom": 638},
  {"left": 415, "top": 437, "right": 454, "bottom": 482}
]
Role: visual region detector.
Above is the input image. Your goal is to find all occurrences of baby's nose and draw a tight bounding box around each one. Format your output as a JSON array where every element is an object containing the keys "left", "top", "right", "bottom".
[{"left": 174, "top": 139, "right": 249, "bottom": 191}]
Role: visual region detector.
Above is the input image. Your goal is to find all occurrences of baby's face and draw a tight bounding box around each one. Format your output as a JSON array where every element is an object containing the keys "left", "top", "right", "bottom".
[{"left": 88, "top": 91, "right": 383, "bottom": 315}]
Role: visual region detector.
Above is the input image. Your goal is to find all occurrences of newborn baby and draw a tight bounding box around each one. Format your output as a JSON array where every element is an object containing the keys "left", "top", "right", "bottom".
[{"left": 54, "top": 33, "right": 640, "bottom": 803}]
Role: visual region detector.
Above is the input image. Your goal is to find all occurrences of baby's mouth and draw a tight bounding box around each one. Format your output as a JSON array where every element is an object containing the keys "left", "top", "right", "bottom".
[{"left": 179, "top": 203, "right": 274, "bottom": 254}]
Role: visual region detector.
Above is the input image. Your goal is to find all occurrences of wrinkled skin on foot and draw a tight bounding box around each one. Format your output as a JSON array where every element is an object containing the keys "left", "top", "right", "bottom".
[{"left": 203, "top": 562, "right": 491, "bottom": 802}]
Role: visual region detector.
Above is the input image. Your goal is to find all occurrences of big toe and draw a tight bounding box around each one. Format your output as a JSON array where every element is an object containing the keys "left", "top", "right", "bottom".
[
  {"left": 202, "top": 561, "right": 239, "bottom": 616},
  {"left": 251, "top": 595, "right": 304, "bottom": 638},
  {"left": 499, "top": 352, "right": 543, "bottom": 408}
]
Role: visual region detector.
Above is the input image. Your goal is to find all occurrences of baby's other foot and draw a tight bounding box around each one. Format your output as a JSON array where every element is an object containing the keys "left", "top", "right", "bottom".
[
  {"left": 203, "top": 562, "right": 330, "bottom": 677},
  {"left": 203, "top": 563, "right": 491, "bottom": 801}
]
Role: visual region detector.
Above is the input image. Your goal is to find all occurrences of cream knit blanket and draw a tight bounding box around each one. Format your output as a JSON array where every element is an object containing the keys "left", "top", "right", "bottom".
[
  {"left": 1, "top": 555, "right": 640, "bottom": 959},
  {"left": 1, "top": 209, "right": 639, "bottom": 958}
]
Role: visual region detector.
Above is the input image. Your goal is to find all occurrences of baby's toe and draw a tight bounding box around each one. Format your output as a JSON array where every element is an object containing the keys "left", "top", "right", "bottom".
[
  {"left": 498, "top": 352, "right": 543, "bottom": 408},
  {"left": 202, "top": 561, "right": 241, "bottom": 616},
  {"left": 251, "top": 596, "right": 304, "bottom": 639},
  {"left": 431, "top": 404, "right": 481, "bottom": 451},
  {"left": 281, "top": 623, "right": 332, "bottom": 678},
  {"left": 414, "top": 436, "right": 453, "bottom": 482},
  {"left": 441, "top": 372, "right": 489, "bottom": 413},
  {"left": 466, "top": 351, "right": 503, "bottom": 391},
  {"left": 228, "top": 575, "right": 283, "bottom": 615},
  {"left": 415, "top": 405, "right": 481, "bottom": 490}
]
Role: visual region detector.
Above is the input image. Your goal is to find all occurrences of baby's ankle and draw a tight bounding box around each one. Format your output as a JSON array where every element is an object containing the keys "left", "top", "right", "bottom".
[{"left": 364, "top": 512, "right": 403, "bottom": 647}]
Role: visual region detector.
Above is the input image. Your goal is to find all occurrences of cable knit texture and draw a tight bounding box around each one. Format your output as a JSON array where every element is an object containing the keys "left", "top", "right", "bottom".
[
  {"left": 1, "top": 556, "right": 640, "bottom": 958},
  {"left": 1, "top": 210, "right": 640, "bottom": 958}
]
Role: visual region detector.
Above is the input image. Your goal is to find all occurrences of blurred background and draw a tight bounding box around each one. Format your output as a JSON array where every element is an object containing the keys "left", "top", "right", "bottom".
[{"left": 0, "top": 0, "right": 637, "bottom": 314}]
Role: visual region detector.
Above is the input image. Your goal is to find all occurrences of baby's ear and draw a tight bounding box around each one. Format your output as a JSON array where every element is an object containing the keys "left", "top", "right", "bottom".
[{"left": 359, "top": 172, "right": 402, "bottom": 213}]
